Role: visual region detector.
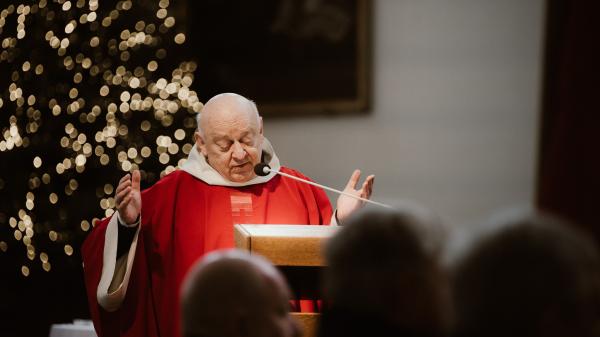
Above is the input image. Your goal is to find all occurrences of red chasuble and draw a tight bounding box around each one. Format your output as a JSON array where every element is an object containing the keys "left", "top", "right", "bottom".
[{"left": 82, "top": 168, "right": 332, "bottom": 337}]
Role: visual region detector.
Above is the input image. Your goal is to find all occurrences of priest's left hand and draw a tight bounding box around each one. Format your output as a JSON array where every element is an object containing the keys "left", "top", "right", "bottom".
[{"left": 336, "top": 169, "right": 375, "bottom": 223}]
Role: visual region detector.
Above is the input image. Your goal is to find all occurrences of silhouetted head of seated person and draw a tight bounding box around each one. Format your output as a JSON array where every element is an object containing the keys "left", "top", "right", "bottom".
[
  {"left": 451, "top": 212, "right": 600, "bottom": 337},
  {"left": 180, "top": 249, "right": 301, "bottom": 337},
  {"left": 319, "top": 207, "right": 451, "bottom": 337}
]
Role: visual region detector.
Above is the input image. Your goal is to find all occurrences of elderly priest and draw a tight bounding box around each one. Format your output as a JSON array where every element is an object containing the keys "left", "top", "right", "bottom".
[{"left": 81, "top": 93, "right": 375, "bottom": 337}]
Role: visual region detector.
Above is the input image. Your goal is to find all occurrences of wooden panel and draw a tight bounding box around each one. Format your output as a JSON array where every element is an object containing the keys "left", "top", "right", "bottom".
[
  {"left": 233, "top": 224, "right": 251, "bottom": 251},
  {"left": 233, "top": 225, "right": 329, "bottom": 337},
  {"left": 233, "top": 225, "right": 338, "bottom": 266},
  {"left": 291, "top": 313, "right": 319, "bottom": 337}
]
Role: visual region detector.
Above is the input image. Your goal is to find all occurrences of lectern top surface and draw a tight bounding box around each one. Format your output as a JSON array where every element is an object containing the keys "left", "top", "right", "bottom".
[{"left": 235, "top": 224, "right": 338, "bottom": 238}]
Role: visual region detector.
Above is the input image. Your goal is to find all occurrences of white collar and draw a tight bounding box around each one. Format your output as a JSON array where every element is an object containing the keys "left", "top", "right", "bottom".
[{"left": 180, "top": 137, "right": 280, "bottom": 187}]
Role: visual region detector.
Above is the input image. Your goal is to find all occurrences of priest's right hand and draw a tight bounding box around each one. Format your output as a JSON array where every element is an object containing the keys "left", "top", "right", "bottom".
[{"left": 115, "top": 170, "right": 142, "bottom": 225}]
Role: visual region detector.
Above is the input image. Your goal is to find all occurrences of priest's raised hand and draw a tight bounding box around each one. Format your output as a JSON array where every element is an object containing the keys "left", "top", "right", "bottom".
[
  {"left": 336, "top": 169, "right": 375, "bottom": 222},
  {"left": 114, "top": 170, "right": 142, "bottom": 225}
]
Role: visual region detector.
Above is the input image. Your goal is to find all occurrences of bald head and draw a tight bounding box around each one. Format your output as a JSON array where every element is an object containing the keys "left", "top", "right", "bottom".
[
  {"left": 180, "top": 250, "right": 300, "bottom": 337},
  {"left": 197, "top": 93, "right": 260, "bottom": 137}
]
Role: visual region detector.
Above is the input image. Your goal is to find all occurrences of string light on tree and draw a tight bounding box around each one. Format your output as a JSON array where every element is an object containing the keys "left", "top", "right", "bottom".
[{"left": 0, "top": 0, "right": 201, "bottom": 277}]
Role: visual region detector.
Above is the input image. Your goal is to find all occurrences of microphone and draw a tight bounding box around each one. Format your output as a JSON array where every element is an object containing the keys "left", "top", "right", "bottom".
[
  {"left": 254, "top": 163, "right": 272, "bottom": 177},
  {"left": 254, "top": 163, "right": 393, "bottom": 209}
]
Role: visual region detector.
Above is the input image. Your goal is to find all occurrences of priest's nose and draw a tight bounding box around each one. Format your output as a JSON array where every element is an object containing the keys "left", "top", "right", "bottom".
[{"left": 231, "top": 142, "right": 246, "bottom": 161}]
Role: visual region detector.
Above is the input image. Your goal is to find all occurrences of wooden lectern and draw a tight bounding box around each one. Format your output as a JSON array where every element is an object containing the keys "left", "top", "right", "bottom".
[{"left": 234, "top": 224, "right": 338, "bottom": 337}]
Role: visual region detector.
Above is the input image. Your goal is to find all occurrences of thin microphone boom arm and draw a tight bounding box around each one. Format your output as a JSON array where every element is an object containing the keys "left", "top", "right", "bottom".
[{"left": 255, "top": 164, "right": 393, "bottom": 209}]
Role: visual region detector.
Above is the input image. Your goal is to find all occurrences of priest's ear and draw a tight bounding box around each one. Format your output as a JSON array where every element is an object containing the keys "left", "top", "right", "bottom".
[
  {"left": 194, "top": 131, "right": 208, "bottom": 157},
  {"left": 257, "top": 116, "right": 264, "bottom": 145}
]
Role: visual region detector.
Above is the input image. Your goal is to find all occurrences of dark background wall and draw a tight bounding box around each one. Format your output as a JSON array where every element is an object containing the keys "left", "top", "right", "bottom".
[{"left": 537, "top": 0, "right": 600, "bottom": 242}]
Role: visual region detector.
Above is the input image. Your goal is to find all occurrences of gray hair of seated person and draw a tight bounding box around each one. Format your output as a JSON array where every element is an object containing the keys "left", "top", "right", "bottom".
[
  {"left": 452, "top": 212, "right": 600, "bottom": 337},
  {"left": 322, "top": 207, "right": 451, "bottom": 337},
  {"left": 180, "top": 249, "right": 289, "bottom": 337}
]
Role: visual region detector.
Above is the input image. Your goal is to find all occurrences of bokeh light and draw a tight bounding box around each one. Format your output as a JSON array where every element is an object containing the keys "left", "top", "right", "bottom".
[{"left": 0, "top": 0, "right": 200, "bottom": 277}]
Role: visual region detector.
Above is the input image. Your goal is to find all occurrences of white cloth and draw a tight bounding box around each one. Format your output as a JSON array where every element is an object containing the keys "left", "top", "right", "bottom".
[
  {"left": 96, "top": 213, "right": 140, "bottom": 312},
  {"left": 180, "top": 137, "right": 280, "bottom": 186},
  {"left": 49, "top": 321, "right": 97, "bottom": 337}
]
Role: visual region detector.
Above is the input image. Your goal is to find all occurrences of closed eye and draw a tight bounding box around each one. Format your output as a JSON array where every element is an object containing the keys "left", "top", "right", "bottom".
[{"left": 216, "top": 141, "right": 232, "bottom": 151}]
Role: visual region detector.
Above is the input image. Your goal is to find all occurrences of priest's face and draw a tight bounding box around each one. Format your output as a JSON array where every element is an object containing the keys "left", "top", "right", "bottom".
[{"left": 196, "top": 96, "right": 264, "bottom": 183}]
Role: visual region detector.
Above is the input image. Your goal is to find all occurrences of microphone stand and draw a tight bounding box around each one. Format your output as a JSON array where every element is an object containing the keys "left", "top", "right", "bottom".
[{"left": 260, "top": 165, "right": 393, "bottom": 210}]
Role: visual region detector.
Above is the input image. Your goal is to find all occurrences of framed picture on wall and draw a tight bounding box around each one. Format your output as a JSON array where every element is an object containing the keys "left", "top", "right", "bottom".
[{"left": 186, "top": 0, "right": 372, "bottom": 116}]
